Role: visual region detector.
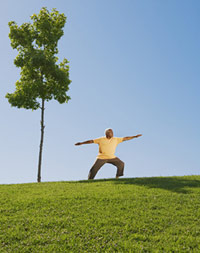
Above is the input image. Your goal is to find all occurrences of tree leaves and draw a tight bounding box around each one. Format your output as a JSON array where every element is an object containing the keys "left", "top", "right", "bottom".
[
  {"left": 6, "top": 7, "right": 71, "bottom": 110},
  {"left": 31, "top": 7, "right": 66, "bottom": 54}
]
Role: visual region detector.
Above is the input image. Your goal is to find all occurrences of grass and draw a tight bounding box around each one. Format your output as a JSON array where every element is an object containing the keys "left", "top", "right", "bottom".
[{"left": 1, "top": 175, "right": 200, "bottom": 252}]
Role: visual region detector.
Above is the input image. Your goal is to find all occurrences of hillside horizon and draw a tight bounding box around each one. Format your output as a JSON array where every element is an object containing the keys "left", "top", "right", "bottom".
[{"left": 1, "top": 175, "right": 200, "bottom": 251}]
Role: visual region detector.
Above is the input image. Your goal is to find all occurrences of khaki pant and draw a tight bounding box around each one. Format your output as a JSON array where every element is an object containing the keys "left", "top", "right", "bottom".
[{"left": 88, "top": 157, "right": 125, "bottom": 180}]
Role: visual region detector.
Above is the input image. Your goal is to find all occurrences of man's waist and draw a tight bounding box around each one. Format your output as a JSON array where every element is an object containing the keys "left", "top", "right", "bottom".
[{"left": 97, "top": 154, "right": 116, "bottom": 159}]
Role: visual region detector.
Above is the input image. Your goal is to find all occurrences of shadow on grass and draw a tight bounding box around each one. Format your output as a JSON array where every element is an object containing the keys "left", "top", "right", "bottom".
[{"left": 78, "top": 176, "right": 200, "bottom": 194}]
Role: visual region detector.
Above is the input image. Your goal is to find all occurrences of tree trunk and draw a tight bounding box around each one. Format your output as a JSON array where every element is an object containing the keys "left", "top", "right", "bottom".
[{"left": 37, "top": 98, "right": 45, "bottom": 182}]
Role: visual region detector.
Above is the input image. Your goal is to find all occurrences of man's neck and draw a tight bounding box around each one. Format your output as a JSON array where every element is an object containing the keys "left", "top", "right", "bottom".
[{"left": 106, "top": 136, "right": 113, "bottom": 139}]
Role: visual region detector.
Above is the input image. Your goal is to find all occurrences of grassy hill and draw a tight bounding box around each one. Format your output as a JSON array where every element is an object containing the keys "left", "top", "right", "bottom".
[{"left": 1, "top": 175, "right": 200, "bottom": 252}]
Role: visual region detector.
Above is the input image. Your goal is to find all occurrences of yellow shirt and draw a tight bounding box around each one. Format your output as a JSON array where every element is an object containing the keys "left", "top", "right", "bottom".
[{"left": 93, "top": 136, "right": 124, "bottom": 159}]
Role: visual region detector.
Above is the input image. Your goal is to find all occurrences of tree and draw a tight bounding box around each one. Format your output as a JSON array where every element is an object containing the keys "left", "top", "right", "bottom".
[{"left": 6, "top": 7, "right": 71, "bottom": 182}]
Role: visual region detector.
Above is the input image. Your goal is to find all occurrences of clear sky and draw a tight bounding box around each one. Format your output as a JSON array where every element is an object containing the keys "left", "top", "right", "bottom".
[{"left": 0, "top": 0, "right": 199, "bottom": 184}]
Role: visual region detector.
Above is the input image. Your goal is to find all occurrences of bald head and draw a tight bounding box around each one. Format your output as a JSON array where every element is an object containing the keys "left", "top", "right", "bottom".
[{"left": 105, "top": 128, "right": 113, "bottom": 139}]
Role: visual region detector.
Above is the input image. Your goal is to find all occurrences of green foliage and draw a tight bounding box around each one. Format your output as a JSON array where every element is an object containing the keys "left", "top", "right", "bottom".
[
  {"left": 1, "top": 175, "right": 200, "bottom": 252},
  {"left": 6, "top": 7, "right": 71, "bottom": 109}
]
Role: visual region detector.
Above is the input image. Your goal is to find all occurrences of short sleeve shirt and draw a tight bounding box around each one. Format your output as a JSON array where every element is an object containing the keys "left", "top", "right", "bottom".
[{"left": 93, "top": 136, "right": 123, "bottom": 159}]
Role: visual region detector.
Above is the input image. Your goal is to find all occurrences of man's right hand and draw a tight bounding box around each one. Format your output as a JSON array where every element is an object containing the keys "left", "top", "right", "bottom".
[
  {"left": 75, "top": 142, "right": 82, "bottom": 146},
  {"left": 75, "top": 140, "right": 94, "bottom": 145}
]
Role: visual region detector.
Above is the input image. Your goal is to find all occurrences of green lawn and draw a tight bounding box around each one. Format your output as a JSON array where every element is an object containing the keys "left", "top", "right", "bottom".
[{"left": 1, "top": 175, "right": 200, "bottom": 252}]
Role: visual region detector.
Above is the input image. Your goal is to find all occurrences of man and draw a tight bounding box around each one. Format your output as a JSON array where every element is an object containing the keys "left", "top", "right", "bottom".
[{"left": 75, "top": 128, "right": 142, "bottom": 180}]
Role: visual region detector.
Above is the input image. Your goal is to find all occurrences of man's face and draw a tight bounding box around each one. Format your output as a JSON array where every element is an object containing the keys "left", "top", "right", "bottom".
[{"left": 105, "top": 129, "right": 113, "bottom": 138}]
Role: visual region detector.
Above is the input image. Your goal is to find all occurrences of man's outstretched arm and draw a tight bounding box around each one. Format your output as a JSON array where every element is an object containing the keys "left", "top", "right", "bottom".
[
  {"left": 123, "top": 134, "right": 142, "bottom": 142},
  {"left": 75, "top": 140, "right": 94, "bottom": 146}
]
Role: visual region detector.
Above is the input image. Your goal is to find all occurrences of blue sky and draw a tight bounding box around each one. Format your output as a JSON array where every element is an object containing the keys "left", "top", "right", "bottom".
[{"left": 0, "top": 0, "right": 199, "bottom": 184}]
